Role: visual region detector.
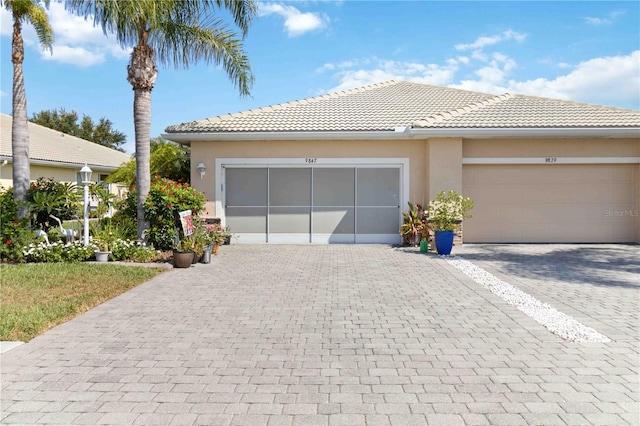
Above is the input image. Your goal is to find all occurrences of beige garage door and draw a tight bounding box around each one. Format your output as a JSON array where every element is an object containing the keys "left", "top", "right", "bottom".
[{"left": 462, "top": 164, "right": 638, "bottom": 243}]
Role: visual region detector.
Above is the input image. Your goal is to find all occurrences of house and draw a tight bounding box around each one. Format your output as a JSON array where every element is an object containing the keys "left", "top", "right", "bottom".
[
  {"left": 164, "top": 81, "right": 640, "bottom": 244},
  {"left": 0, "top": 113, "right": 132, "bottom": 191}
]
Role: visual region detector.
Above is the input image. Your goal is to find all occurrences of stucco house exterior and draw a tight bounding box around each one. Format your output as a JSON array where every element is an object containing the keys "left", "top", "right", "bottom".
[
  {"left": 164, "top": 81, "right": 640, "bottom": 244},
  {"left": 0, "top": 113, "right": 132, "bottom": 192}
]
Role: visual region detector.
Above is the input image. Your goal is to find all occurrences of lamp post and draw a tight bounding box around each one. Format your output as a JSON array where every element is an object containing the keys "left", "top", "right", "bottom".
[{"left": 80, "top": 164, "right": 92, "bottom": 246}]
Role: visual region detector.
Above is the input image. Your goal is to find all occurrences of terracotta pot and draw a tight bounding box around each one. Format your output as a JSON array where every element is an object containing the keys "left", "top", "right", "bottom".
[{"left": 213, "top": 242, "right": 220, "bottom": 254}]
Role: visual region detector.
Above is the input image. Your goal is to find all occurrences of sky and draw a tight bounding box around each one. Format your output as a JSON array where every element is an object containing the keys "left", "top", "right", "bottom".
[{"left": 1, "top": 1, "right": 639, "bottom": 154}]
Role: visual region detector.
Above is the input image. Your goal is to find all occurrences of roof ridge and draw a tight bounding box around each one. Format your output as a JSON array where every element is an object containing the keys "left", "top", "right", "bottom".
[
  {"left": 412, "top": 92, "right": 513, "bottom": 127},
  {"left": 194, "top": 80, "right": 401, "bottom": 125}
]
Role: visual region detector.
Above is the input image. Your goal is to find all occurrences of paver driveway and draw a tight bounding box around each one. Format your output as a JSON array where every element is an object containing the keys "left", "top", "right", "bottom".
[{"left": 1, "top": 244, "right": 638, "bottom": 425}]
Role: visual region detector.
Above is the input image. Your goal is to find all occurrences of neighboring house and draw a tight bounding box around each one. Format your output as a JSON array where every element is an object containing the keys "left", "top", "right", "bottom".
[
  {"left": 0, "top": 113, "right": 132, "bottom": 194},
  {"left": 164, "top": 81, "right": 640, "bottom": 244}
]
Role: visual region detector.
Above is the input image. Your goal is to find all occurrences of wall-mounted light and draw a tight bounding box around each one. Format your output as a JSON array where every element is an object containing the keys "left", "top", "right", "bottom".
[{"left": 197, "top": 162, "right": 206, "bottom": 179}]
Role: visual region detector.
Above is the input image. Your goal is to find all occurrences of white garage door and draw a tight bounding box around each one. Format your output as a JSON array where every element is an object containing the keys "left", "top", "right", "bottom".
[
  {"left": 224, "top": 166, "right": 402, "bottom": 244},
  {"left": 463, "top": 164, "right": 638, "bottom": 243}
]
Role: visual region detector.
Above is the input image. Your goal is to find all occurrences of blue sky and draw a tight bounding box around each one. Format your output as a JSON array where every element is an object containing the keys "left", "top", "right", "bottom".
[{"left": 1, "top": 1, "right": 638, "bottom": 154}]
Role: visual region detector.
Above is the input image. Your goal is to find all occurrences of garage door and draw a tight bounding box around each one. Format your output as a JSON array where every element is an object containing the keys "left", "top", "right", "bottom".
[
  {"left": 224, "top": 166, "right": 401, "bottom": 244},
  {"left": 463, "top": 164, "right": 638, "bottom": 243}
]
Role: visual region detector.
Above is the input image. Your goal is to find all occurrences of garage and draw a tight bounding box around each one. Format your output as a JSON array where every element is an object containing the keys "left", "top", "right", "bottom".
[
  {"left": 463, "top": 163, "right": 639, "bottom": 243},
  {"left": 222, "top": 164, "right": 403, "bottom": 244}
]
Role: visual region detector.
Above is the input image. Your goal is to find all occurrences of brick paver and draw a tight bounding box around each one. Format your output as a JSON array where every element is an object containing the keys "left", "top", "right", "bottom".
[{"left": 1, "top": 244, "right": 638, "bottom": 425}]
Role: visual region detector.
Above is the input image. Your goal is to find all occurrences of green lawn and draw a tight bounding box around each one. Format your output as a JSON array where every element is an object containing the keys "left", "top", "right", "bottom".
[{"left": 1, "top": 263, "right": 165, "bottom": 342}]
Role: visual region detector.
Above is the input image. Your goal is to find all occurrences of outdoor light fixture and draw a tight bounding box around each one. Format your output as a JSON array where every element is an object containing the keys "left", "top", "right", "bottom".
[
  {"left": 80, "top": 164, "right": 92, "bottom": 246},
  {"left": 197, "top": 162, "right": 206, "bottom": 179}
]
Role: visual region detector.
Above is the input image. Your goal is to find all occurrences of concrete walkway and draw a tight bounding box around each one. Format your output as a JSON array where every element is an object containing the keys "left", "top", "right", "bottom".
[{"left": 1, "top": 244, "right": 638, "bottom": 425}]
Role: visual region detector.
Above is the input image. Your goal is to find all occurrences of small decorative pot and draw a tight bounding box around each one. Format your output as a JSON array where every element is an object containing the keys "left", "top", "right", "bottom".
[
  {"left": 95, "top": 251, "right": 110, "bottom": 262},
  {"left": 434, "top": 230, "right": 454, "bottom": 255},
  {"left": 419, "top": 239, "right": 429, "bottom": 253},
  {"left": 173, "top": 250, "right": 194, "bottom": 268},
  {"left": 213, "top": 242, "right": 220, "bottom": 255}
]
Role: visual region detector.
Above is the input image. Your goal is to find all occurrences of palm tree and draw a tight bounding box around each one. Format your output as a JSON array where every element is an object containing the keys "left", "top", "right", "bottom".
[
  {"left": 2, "top": 0, "right": 53, "bottom": 218},
  {"left": 67, "top": 0, "right": 255, "bottom": 240}
]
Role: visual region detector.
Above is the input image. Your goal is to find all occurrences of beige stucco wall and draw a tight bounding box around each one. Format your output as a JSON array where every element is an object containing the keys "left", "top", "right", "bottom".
[
  {"left": 463, "top": 137, "right": 640, "bottom": 158},
  {"left": 190, "top": 138, "right": 431, "bottom": 217},
  {"left": 188, "top": 135, "right": 639, "bottom": 243},
  {"left": 427, "top": 138, "right": 462, "bottom": 198}
]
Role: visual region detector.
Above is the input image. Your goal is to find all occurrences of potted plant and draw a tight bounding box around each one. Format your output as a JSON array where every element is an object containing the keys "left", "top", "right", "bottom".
[
  {"left": 91, "top": 223, "right": 118, "bottom": 262},
  {"left": 206, "top": 223, "right": 231, "bottom": 254},
  {"left": 400, "top": 202, "right": 427, "bottom": 246},
  {"left": 426, "top": 190, "right": 473, "bottom": 255},
  {"left": 172, "top": 234, "right": 195, "bottom": 268}
]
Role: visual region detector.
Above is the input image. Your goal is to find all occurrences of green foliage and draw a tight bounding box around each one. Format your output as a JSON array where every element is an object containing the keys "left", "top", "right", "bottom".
[
  {"left": 0, "top": 187, "right": 34, "bottom": 262},
  {"left": 108, "top": 240, "right": 156, "bottom": 263},
  {"left": 143, "top": 178, "right": 205, "bottom": 250},
  {"left": 400, "top": 202, "right": 428, "bottom": 245},
  {"left": 30, "top": 108, "right": 127, "bottom": 151},
  {"left": 426, "top": 190, "right": 474, "bottom": 231},
  {"left": 90, "top": 220, "right": 123, "bottom": 252},
  {"left": 106, "top": 137, "right": 190, "bottom": 186},
  {"left": 26, "top": 178, "right": 79, "bottom": 230},
  {"left": 90, "top": 182, "right": 116, "bottom": 220}
]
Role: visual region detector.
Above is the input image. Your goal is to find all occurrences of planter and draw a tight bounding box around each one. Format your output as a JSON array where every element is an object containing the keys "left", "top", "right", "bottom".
[
  {"left": 95, "top": 251, "right": 110, "bottom": 262},
  {"left": 434, "top": 230, "right": 454, "bottom": 255},
  {"left": 419, "top": 239, "right": 429, "bottom": 253},
  {"left": 173, "top": 250, "right": 194, "bottom": 268},
  {"left": 201, "top": 245, "right": 212, "bottom": 264},
  {"left": 213, "top": 242, "right": 220, "bottom": 255}
]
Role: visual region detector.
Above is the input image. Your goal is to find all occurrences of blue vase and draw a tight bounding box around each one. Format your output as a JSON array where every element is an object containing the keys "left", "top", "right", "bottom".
[{"left": 435, "top": 230, "right": 454, "bottom": 255}]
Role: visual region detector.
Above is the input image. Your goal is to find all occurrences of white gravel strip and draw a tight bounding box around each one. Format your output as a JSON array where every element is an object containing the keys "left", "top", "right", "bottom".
[{"left": 445, "top": 256, "right": 611, "bottom": 343}]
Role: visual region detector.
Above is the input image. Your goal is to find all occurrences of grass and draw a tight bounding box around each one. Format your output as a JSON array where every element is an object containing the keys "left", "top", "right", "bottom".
[{"left": 0, "top": 263, "right": 165, "bottom": 342}]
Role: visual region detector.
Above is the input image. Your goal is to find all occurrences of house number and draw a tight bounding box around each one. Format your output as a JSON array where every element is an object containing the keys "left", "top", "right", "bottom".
[
  {"left": 545, "top": 157, "right": 557, "bottom": 163},
  {"left": 305, "top": 158, "right": 317, "bottom": 164}
]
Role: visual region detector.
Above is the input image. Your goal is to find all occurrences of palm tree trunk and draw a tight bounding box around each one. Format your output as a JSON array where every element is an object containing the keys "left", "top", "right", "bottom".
[
  {"left": 128, "top": 43, "right": 157, "bottom": 240},
  {"left": 11, "top": 15, "right": 30, "bottom": 219},
  {"left": 133, "top": 88, "right": 152, "bottom": 240}
]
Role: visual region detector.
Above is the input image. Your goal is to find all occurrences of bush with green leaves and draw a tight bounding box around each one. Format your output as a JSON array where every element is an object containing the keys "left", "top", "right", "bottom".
[
  {"left": 143, "top": 178, "right": 205, "bottom": 250},
  {"left": 26, "top": 177, "right": 80, "bottom": 230},
  {"left": 0, "top": 187, "right": 35, "bottom": 263},
  {"left": 108, "top": 239, "right": 157, "bottom": 262}
]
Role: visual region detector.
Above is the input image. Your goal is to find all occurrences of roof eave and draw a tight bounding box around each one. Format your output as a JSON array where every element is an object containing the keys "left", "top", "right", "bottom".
[
  {"left": 163, "top": 127, "right": 640, "bottom": 144},
  {"left": 0, "top": 156, "right": 122, "bottom": 172},
  {"left": 408, "top": 127, "right": 640, "bottom": 138},
  {"left": 162, "top": 129, "right": 412, "bottom": 144}
]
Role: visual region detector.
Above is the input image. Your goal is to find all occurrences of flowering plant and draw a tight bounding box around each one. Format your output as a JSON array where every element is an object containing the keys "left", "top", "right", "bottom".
[{"left": 426, "top": 190, "right": 473, "bottom": 231}]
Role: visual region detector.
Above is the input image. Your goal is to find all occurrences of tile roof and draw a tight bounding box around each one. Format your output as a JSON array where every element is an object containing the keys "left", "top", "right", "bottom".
[
  {"left": 1, "top": 114, "right": 132, "bottom": 170},
  {"left": 165, "top": 80, "right": 640, "bottom": 134}
]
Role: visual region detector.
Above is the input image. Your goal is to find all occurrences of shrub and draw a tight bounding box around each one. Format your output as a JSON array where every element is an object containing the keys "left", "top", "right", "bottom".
[
  {"left": 426, "top": 190, "right": 474, "bottom": 231},
  {"left": 106, "top": 239, "right": 157, "bottom": 262},
  {"left": 143, "top": 178, "right": 205, "bottom": 250},
  {"left": 26, "top": 178, "right": 80, "bottom": 230},
  {"left": 0, "top": 187, "right": 34, "bottom": 263}
]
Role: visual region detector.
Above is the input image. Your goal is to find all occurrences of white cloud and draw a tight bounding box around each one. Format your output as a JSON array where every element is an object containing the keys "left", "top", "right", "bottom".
[
  {"left": 321, "top": 58, "right": 459, "bottom": 93},
  {"left": 41, "top": 45, "right": 105, "bottom": 67},
  {"left": 583, "top": 10, "right": 624, "bottom": 26},
  {"left": 259, "top": 3, "right": 329, "bottom": 37},
  {"left": 0, "top": 2, "right": 129, "bottom": 67},
  {"left": 455, "top": 30, "right": 526, "bottom": 51},
  {"left": 453, "top": 51, "right": 639, "bottom": 107}
]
